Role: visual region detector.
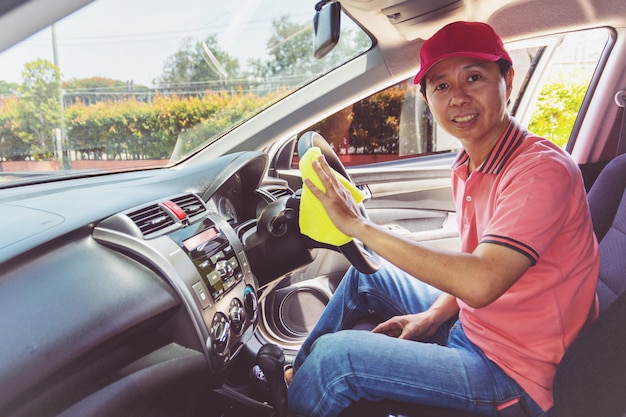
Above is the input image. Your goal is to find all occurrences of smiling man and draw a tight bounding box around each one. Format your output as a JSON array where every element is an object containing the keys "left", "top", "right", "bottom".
[{"left": 287, "top": 21, "right": 599, "bottom": 417}]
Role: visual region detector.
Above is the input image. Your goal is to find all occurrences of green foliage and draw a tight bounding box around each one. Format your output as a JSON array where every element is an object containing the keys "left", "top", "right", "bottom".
[
  {"left": 0, "top": 58, "right": 282, "bottom": 162},
  {"left": 63, "top": 90, "right": 279, "bottom": 161},
  {"left": 15, "top": 59, "right": 62, "bottom": 159},
  {"left": 0, "top": 14, "right": 372, "bottom": 163},
  {"left": 155, "top": 35, "right": 240, "bottom": 88},
  {"left": 0, "top": 59, "right": 63, "bottom": 161},
  {"left": 350, "top": 86, "right": 404, "bottom": 153},
  {"left": 251, "top": 15, "right": 371, "bottom": 82},
  {"left": 1, "top": 42, "right": 587, "bottom": 164},
  {"left": 0, "top": 80, "right": 19, "bottom": 94},
  {"left": 0, "top": 97, "right": 30, "bottom": 160},
  {"left": 528, "top": 80, "right": 588, "bottom": 148},
  {"left": 253, "top": 16, "right": 315, "bottom": 79}
]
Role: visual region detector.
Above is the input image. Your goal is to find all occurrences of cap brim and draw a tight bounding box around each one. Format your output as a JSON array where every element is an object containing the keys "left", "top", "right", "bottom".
[{"left": 413, "top": 51, "right": 504, "bottom": 85}]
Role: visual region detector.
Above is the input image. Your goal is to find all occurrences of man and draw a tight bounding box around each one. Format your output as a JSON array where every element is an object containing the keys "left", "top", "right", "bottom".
[{"left": 287, "top": 21, "right": 599, "bottom": 417}]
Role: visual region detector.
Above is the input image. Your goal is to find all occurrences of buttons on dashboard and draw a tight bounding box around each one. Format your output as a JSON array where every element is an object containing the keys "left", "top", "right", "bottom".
[
  {"left": 188, "top": 231, "right": 243, "bottom": 302},
  {"left": 208, "top": 285, "right": 258, "bottom": 358},
  {"left": 192, "top": 281, "right": 212, "bottom": 309},
  {"left": 238, "top": 250, "right": 251, "bottom": 275}
]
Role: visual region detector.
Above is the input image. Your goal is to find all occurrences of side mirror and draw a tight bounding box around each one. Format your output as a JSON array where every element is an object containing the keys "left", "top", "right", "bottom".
[{"left": 313, "top": 0, "right": 341, "bottom": 59}]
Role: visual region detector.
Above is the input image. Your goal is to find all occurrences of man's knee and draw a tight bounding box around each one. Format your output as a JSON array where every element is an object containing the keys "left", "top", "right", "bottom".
[
  {"left": 312, "top": 332, "right": 355, "bottom": 362},
  {"left": 307, "top": 331, "right": 374, "bottom": 375}
]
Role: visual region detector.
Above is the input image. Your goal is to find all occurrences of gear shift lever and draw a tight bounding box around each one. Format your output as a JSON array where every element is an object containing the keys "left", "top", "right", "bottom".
[{"left": 257, "top": 344, "right": 288, "bottom": 417}]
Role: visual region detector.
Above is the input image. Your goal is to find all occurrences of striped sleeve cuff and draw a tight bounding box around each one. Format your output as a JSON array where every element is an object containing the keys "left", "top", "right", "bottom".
[{"left": 481, "top": 234, "right": 539, "bottom": 265}]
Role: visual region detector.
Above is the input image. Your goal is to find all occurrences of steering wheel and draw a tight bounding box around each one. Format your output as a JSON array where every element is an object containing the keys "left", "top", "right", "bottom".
[{"left": 297, "top": 131, "right": 380, "bottom": 274}]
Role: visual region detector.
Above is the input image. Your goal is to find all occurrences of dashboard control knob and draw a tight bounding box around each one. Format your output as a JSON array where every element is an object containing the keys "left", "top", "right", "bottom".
[
  {"left": 243, "top": 285, "right": 258, "bottom": 322},
  {"left": 229, "top": 298, "right": 245, "bottom": 335},
  {"left": 210, "top": 312, "right": 230, "bottom": 356},
  {"left": 215, "top": 259, "right": 234, "bottom": 278}
]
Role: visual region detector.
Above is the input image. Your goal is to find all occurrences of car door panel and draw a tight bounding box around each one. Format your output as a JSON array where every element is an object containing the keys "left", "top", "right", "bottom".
[{"left": 348, "top": 156, "right": 459, "bottom": 247}]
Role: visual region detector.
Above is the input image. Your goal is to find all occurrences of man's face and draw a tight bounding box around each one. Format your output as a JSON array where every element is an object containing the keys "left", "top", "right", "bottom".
[{"left": 423, "top": 57, "right": 513, "bottom": 146}]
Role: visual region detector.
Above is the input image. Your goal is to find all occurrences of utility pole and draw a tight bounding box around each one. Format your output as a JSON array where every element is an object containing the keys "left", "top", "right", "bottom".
[{"left": 51, "top": 24, "right": 71, "bottom": 169}]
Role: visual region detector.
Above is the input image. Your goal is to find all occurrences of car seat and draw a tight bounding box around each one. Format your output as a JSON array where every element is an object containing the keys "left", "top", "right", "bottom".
[
  {"left": 339, "top": 154, "right": 626, "bottom": 417},
  {"left": 552, "top": 153, "right": 626, "bottom": 417},
  {"left": 585, "top": 153, "right": 626, "bottom": 311}
]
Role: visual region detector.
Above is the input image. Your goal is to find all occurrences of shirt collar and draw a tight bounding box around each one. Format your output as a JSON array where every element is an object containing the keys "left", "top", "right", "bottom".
[{"left": 452, "top": 119, "right": 529, "bottom": 174}]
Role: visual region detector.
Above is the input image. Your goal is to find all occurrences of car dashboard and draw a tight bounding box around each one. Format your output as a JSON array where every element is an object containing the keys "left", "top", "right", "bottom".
[{"left": 0, "top": 151, "right": 292, "bottom": 417}]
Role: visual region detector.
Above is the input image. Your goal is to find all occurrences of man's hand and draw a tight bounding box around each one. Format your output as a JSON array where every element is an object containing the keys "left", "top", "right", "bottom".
[
  {"left": 372, "top": 293, "right": 459, "bottom": 340},
  {"left": 303, "top": 154, "right": 365, "bottom": 237},
  {"left": 372, "top": 312, "right": 440, "bottom": 341}
]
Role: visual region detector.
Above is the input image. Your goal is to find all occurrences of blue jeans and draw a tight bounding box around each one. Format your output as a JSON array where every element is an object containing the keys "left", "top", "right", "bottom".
[{"left": 288, "top": 261, "right": 548, "bottom": 417}]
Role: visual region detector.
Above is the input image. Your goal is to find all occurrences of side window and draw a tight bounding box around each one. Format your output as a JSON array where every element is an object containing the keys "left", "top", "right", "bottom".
[
  {"left": 295, "top": 28, "right": 609, "bottom": 168},
  {"left": 296, "top": 80, "right": 458, "bottom": 168},
  {"left": 524, "top": 28, "right": 610, "bottom": 148}
]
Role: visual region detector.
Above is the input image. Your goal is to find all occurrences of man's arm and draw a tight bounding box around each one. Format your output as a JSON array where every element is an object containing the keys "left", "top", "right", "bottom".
[
  {"left": 305, "top": 155, "right": 532, "bottom": 308},
  {"left": 355, "top": 221, "right": 531, "bottom": 307}
]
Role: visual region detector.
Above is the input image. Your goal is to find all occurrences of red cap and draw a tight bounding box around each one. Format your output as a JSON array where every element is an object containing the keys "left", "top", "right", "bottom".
[{"left": 413, "top": 21, "right": 512, "bottom": 85}]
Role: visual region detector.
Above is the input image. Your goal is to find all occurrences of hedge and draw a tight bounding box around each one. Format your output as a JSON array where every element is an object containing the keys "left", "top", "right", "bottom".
[
  {"left": 64, "top": 91, "right": 280, "bottom": 161},
  {"left": 0, "top": 89, "right": 280, "bottom": 161}
]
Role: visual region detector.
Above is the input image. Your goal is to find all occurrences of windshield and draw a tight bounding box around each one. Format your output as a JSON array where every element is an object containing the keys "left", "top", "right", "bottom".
[{"left": 0, "top": 0, "right": 371, "bottom": 185}]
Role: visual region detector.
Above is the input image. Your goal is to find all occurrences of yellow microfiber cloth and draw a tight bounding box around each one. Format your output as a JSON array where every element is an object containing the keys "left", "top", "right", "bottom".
[{"left": 299, "top": 147, "right": 365, "bottom": 246}]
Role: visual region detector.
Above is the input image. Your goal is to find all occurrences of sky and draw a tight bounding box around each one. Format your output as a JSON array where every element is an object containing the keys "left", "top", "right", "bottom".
[{"left": 0, "top": 0, "right": 312, "bottom": 87}]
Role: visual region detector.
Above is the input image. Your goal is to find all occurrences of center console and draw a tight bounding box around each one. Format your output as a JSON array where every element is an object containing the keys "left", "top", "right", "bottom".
[
  {"left": 169, "top": 215, "right": 258, "bottom": 359},
  {"left": 93, "top": 193, "right": 259, "bottom": 371}
]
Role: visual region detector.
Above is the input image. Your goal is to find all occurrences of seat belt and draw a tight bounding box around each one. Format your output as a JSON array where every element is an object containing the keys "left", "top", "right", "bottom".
[{"left": 615, "top": 90, "right": 626, "bottom": 155}]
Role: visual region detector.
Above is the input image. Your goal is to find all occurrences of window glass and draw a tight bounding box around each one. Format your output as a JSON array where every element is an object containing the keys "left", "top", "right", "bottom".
[
  {"left": 297, "top": 80, "right": 457, "bottom": 168},
  {"left": 527, "top": 28, "right": 610, "bottom": 148},
  {"left": 0, "top": 0, "right": 371, "bottom": 184}
]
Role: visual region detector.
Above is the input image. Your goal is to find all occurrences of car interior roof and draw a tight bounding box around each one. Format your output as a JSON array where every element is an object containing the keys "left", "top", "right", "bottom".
[{"left": 342, "top": 0, "right": 626, "bottom": 39}]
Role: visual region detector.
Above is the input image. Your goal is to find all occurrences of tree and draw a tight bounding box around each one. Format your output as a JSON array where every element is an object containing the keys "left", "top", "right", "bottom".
[
  {"left": 16, "top": 59, "right": 63, "bottom": 159},
  {"left": 154, "top": 35, "right": 240, "bottom": 89},
  {"left": 528, "top": 80, "right": 588, "bottom": 148},
  {"left": 0, "top": 80, "right": 19, "bottom": 95},
  {"left": 251, "top": 15, "right": 371, "bottom": 85},
  {"left": 252, "top": 16, "right": 314, "bottom": 79},
  {"left": 0, "top": 96, "right": 29, "bottom": 160}
]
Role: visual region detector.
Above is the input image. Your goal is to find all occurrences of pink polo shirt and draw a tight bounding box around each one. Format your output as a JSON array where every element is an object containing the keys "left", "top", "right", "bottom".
[{"left": 452, "top": 120, "right": 599, "bottom": 411}]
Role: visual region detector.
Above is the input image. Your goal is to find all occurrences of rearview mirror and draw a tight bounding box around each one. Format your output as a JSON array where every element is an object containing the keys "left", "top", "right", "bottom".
[{"left": 313, "top": 0, "right": 341, "bottom": 59}]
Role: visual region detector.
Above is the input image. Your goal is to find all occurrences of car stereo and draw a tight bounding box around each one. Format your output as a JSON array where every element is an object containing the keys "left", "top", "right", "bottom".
[{"left": 174, "top": 219, "right": 244, "bottom": 302}]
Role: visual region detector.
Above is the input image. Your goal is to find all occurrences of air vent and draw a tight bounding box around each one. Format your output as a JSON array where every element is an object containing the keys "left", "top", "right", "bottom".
[
  {"left": 267, "top": 187, "right": 293, "bottom": 200},
  {"left": 128, "top": 204, "right": 175, "bottom": 235},
  {"left": 171, "top": 194, "right": 207, "bottom": 217}
]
